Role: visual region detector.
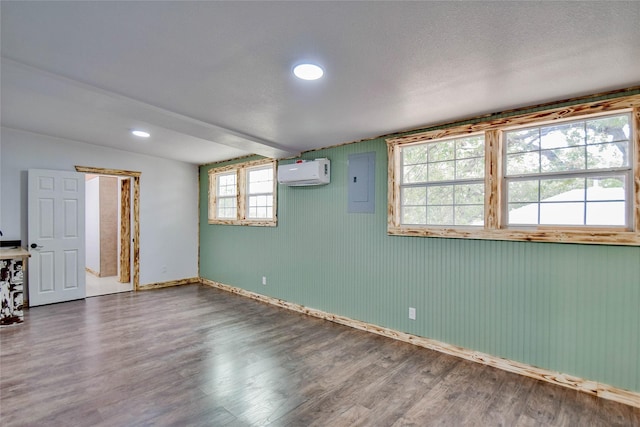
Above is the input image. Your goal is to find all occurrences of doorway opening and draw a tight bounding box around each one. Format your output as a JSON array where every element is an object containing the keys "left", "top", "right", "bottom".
[
  {"left": 84, "top": 174, "right": 132, "bottom": 296},
  {"left": 76, "top": 166, "right": 141, "bottom": 292}
]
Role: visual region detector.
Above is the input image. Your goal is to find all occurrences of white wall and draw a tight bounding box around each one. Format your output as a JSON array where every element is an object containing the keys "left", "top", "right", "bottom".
[
  {"left": 0, "top": 127, "right": 199, "bottom": 285},
  {"left": 85, "top": 176, "right": 100, "bottom": 274}
]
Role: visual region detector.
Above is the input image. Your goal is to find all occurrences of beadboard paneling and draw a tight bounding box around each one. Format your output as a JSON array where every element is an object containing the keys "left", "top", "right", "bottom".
[{"left": 199, "top": 139, "right": 640, "bottom": 394}]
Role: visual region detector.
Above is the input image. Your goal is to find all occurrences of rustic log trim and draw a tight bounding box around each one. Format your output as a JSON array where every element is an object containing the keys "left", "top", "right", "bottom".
[
  {"left": 387, "top": 142, "right": 399, "bottom": 228},
  {"left": 484, "top": 130, "right": 501, "bottom": 230},
  {"left": 386, "top": 94, "right": 640, "bottom": 245},
  {"left": 132, "top": 176, "right": 140, "bottom": 290},
  {"left": 74, "top": 166, "right": 141, "bottom": 178},
  {"left": 634, "top": 107, "right": 640, "bottom": 233},
  {"left": 138, "top": 277, "right": 200, "bottom": 291},
  {"left": 387, "top": 226, "right": 640, "bottom": 246},
  {"left": 387, "top": 95, "right": 640, "bottom": 145},
  {"left": 119, "top": 178, "right": 131, "bottom": 283},
  {"left": 75, "top": 166, "right": 141, "bottom": 289},
  {"left": 200, "top": 278, "right": 640, "bottom": 409},
  {"left": 206, "top": 158, "right": 274, "bottom": 174}
]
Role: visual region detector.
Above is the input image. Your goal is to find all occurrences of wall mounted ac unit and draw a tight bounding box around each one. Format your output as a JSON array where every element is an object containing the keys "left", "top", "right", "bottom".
[{"left": 278, "top": 158, "right": 330, "bottom": 186}]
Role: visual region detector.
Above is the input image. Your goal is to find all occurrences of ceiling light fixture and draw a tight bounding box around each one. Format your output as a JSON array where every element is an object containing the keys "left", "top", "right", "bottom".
[
  {"left": 131, "top": 130, "right": 150, "bottom": 138},
  {"left": 293, "top": 63, "right": 324, "bottom": 81}
]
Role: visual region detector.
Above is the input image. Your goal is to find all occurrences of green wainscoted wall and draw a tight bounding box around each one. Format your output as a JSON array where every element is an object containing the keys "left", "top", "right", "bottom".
[{"left": 199, "top": 138, "right": 640, "bottom": 394}]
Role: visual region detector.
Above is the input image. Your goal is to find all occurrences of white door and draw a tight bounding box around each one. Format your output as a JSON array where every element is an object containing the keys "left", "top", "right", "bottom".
[{"left": 28, "top": 169, "right": 86, "bottom": 306}]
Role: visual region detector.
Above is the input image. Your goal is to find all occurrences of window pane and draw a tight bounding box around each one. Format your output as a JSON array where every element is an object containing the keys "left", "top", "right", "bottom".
[
  {"left": 403, "top": 164, "right": 428, "bottom": 184},
  {"left": 508, "top": 180, "right": 539, "bottom": 203},
  {"left": 428, "top": 161, "right": 455, "bottom": 182},
  {"left": 455, "top": 183, "right": 484, "bottom": 205},
  {"left": 455, "top": 205, "right": 484, "bottom": 226},
  {"left": 427, "top": 205, "right": 454, "bottom": 225},
  {"left": 217, "top": 197, "right": 237, "bottom": 219},
  {"left": 506, "top": 113, "right": 631, "bottom": 177},
  {"left": 402, "top": 187, "right": 426, "bottom": 205},
  {"left": 456, "top": 157, "right": 484, "bottom": 179},
  {"left": 540, "top": 146, "right": 585, "bottom": 173},
  {"left": 249, "top": 181, "right": 272, "bottom": 194},
  {"left": 587, "top": 142, "right": 629, "bottom": 169},
  {"left": 508, "top": 202, "right": 539, "bottom": 225},
  {"left": 586, "top": 114, "right": 630, "bottom": 144},
  {"left": 219, "top": 174, "right": 234, "bottom": 187},
  {"left": 403, "top": 145, "right": 428, "bottom": 165},
  {"left": 428, "top": 140, "right": 455, "bottom": 162},
  {"left": 247, "top": 194, "right": 273, "bottom": 219},
  {"left": 506, "top": 128, "right": 540, "bottom": 154},
  {"left": 217, "top": 208, "right": 227, "bottom": 218},
  {"left": 540, "top": 202, "right": 584, "bottom": 225},
  {"left": 217, "top": 173, "right": 236, "bottom": 197},
  {"left": 540, "top": 178, "right": 584, "bottom": 201},
  {"left": 506, "top": 152, "right": 539, "bottom": 175},
  {"left": 540, "top": 122, "right": 585, "bottom": 150},
  {"left": 586, "top": 202, "right": 625, "bottom": 226},
  {"left": 402, "top": 206, "right": 426, "bottom": 224},
  {"left": 399, "top": 135, "right": 484, "bottom": 227},
  {"left": 507, "top": 175, "right": 628, "bottom": 227},
  {"left": 219, "top": 197, "right": 235, "bottom": 208},
  {"left": 248, "top": 167, "right": 273, "bottom": 195},
  {"left": 426, "top": 185, "right": 453, "bottom": 205},
  {"left": 456, "top": 136, "right": 484, "bottom": 159},
  {"left": 586, "top": 177, "right": 625, "bottom": 201}
]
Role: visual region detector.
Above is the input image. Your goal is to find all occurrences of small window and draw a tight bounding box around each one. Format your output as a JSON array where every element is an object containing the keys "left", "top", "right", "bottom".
[
  {"left": 504, "top": 113, "right": 632, "bottom": 228},
  {"left": 215, "top": 172, "right": 237, "bottom": 219},
  {"left": 208, "top": 160, "right": 277, "bottom": 226},
  {"left": 400, "top": 134, "right": 485, "bottom": 226},
  {"left": 246, "top": 165, "right": 274, "bottom": 220}
]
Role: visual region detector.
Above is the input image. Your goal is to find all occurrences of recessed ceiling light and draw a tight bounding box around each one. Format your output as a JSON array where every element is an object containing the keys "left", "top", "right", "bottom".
[
  {"left": 293, "top": 63, "right": 324, "bottom": 80},
  {"left": 131, "top": 130, "right": 150, "bottom": 138}
]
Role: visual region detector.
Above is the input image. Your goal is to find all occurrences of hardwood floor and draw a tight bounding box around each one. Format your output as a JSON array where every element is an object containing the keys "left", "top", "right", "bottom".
[{"left": 1, "top": 284, "right": 639, "bottom": 426}]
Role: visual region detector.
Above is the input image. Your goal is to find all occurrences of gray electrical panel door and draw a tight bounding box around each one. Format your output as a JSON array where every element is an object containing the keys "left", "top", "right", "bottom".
[{"left": 347, "top": 152, "right": 375, "bottom": 213}]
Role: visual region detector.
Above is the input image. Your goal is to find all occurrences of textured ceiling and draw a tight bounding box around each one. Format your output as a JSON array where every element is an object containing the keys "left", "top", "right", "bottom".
[{"left": 2, "top": 1, "right": 639, "bottom": 164}]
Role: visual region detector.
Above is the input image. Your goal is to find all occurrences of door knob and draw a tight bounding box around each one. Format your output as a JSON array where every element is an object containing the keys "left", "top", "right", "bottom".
[{"left": 30, "top": 243, "right": 38, "bottom": 249}]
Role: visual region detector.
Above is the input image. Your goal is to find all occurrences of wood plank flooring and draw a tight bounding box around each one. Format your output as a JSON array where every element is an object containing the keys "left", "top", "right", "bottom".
[{"left": 1, "top": 284, "right": 639, "bottom": 426}]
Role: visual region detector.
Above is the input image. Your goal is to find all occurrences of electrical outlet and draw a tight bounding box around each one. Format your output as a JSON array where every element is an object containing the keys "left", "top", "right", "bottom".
[
  {"left": 262, "top": 276, "right": 267, "bottom": 285},
  {"left": 409, "top": 307, "right": 416, "bottom": 320}
]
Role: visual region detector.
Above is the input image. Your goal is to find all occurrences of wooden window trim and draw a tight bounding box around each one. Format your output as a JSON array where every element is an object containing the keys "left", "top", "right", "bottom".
[
  {"left": 208, "top": 159, "right": 277, "bottom": 227},
  {"left": 387, "top": 94, "right": 640, "bottom": 245}
]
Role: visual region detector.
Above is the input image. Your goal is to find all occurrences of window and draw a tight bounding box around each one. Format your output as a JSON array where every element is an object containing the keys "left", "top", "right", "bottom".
[
  {"left": 504, "top": 113, "right": 632, "bottom": 228},
  {"left": 387, "top": 93, "right": 640, "bottom": 245},
  {"left": 208, "top": 159, "right": 277, "bottom": 226},
  {"left": 401, "top": 134, "right": 485, "bottom": 226},
  {"left": 215, "top": 172, "right": 237, "bottom": 219},
  {"left": 246, "top": 165, "right": 274, "bottom": 219}
]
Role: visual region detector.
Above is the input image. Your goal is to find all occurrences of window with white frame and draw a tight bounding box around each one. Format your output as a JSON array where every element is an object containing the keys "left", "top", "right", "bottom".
[
  {"left": 215, "top": 172, "right": 238, "bottom": 219},
  {"left": 387, "top": 93, "right": 640, "bottom": 245},
  {"left": 208, "top": 159, "right": 277, "bottom": 226},
  {"left": 504, "top": 113, "right": 632, "bottom": 228},
  {"left": 400, "top": 134, "right": 485, "bottom": 226},
  {"left": 246, "top": 165, "right": 274, "bottom": 219}
]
